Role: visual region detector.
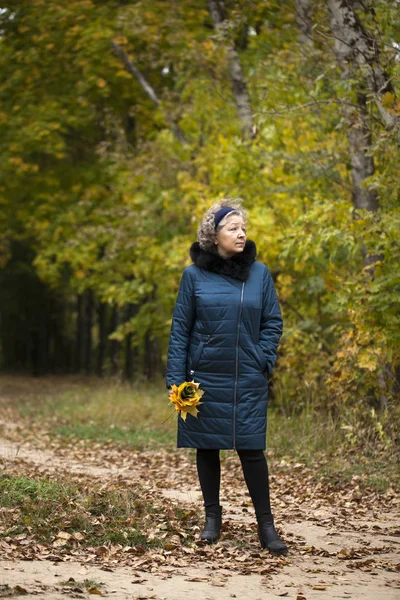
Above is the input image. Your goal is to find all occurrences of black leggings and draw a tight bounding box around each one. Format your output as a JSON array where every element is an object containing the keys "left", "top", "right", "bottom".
[{"left": 196, "top": 449, "right": 272, "bottom": 517}]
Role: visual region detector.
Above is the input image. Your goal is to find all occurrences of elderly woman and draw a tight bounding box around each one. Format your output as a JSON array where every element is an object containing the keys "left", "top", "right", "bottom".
[{"left": 166, "top": 198, "right": 287, "bottom": 555}]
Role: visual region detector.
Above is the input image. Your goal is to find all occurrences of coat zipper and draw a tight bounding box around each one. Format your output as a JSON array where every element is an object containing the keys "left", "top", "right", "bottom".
[{"left": 233, "top": 282, "right": 245, "bottom": 449}]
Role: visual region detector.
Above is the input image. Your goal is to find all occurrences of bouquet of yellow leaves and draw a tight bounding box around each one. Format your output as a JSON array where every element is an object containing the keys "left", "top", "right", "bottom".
[{"left": 169, "top": 380, "right": 204, "bottom": 421}]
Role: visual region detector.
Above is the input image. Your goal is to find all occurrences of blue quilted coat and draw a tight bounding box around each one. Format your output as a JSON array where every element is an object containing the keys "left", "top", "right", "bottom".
[{"left": 166, "top": 239, "right": 283, "bottom": 450}]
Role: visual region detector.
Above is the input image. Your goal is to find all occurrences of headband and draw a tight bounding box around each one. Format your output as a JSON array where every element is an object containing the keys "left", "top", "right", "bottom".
[{"left": 214, "top": 206, "right": 236, "bottom": 229}]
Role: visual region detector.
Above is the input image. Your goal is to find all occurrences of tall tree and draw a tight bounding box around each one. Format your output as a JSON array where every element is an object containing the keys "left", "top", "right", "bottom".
[
  {"left": 327, "top": 0, "right": 400, "bottom": 140},
  {"left": 208, "top": 0, "right": 255, "bottom": 138}
]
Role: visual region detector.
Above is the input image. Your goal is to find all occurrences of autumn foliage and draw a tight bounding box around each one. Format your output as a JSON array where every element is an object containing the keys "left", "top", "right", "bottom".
[{"left": 0, "top": 0, "right": 399, "bottom": 432}]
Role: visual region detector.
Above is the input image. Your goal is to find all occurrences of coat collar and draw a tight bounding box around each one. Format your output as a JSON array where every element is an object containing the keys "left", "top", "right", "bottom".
[{"left": 189, "top": 239, "right": 257, "bottom": 282}]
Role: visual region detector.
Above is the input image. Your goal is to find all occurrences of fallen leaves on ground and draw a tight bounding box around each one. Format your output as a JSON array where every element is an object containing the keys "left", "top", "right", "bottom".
[{"left": 0, "top": 403, "right": 399, "bottom": 588}]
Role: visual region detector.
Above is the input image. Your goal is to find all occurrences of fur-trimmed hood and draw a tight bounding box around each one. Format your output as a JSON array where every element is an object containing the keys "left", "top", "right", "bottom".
[{"left": 189, "top": 239, "right": 257, "bottom": 282}]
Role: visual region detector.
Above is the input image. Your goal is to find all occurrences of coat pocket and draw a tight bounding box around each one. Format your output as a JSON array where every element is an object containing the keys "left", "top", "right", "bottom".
[
  {"left": 254, "top": 343, "right": 268, "bottom": 372},
  {"left": 190, "top": 340, "right": 206, "bottom": 371}
]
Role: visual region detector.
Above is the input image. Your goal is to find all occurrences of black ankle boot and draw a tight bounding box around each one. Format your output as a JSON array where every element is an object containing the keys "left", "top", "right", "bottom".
[
  {"left": 257, "top": 514, "right": 288, "bottom": 555},
  {"left": 200, "top": 506, "right": 222, "bottom": 544}
]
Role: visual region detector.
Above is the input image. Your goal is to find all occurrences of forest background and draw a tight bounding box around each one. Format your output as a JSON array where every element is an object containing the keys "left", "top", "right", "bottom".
[{"left": 0, "top": 0, "right": 399, "bottom": 448}]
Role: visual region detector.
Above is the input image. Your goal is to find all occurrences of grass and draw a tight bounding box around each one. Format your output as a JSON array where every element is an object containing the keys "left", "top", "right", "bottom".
[
  {"left": 0, "top": 474, "right": 166, "bottom": 548},
  {"left": 5, "top": 376, "right": 176, "bottom": 450},
  {"left": 54, "top": 422, "right": 175, "bottom": 448},
  {"left": 267, "top": 408, "right": 400, "bottom": 490}
]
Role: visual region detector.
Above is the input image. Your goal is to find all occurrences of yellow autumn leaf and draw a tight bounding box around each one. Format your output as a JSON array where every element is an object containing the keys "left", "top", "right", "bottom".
[
  {"left": 87, "top": 587, "right": 103, "bottom": 596},
  {"left": 116, "top": 70, "right": 132, "bottom": 79},
  {"left": 357, "top": 349, "right": 378, "bottom": 371},
  {"left": 169, "top": 380, "right": 204, "bottom": 420},
  {"left": 381, "top": 91, "right": 395, "bottom": 108}
]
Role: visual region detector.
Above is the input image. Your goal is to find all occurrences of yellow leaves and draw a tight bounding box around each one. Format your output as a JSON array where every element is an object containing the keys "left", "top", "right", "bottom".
[
  {"left": 381, "top": 92, "right": 400, "bottom": 115},
  {"left": 32, "top": 33, "right": 49, "bottom": 43},
  {"left": 293, "top": 260, "right": 306, "bottom": 272},
  {"left": 96, "top": 78, "right": 107, "bottom": 89},
  {"left": 382, "top": 92, "right": 395, "bottom": 108},
  {"left": 202, "top": 40, "right": 215, "bottom": 52},
  {"left": 69, "top": 25, "right": 83, "bottom": 34},
  {"left": 322, "top": 269, "right": 338, "bottom": 293},
  {"left": 87, "top": 587, "right": 103, "bottom": 595},
  {"left": 8, "top": 157, "right": 37, "bottom": 173},
  {"left": 277, "top": 273, "right": 294, "bottom": 300},
  {"left": 357, "top": 348, "right": 381, "bottom": 372},
  {"left": 114, "top": 35, "right": 129, "bottom": 46},
  {"left": 8, "top": 153, "right": 24, "bottom": 169},
  {"left": 116, "top": 70, "right": 133, "bottom": 79},
  {"left": 169, "top": 380, "right": 204, "bottom": 421},
  {"left": 35, "top": 219, "right": 50, "bottom": 231}
]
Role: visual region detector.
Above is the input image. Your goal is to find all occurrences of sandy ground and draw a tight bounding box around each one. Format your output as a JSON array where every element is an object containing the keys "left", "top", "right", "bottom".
[
  {"left": 1, "top": 553, "right": 399, "bottom": 600},
  {"left": 1, "top": 418, "right": 400, "bottom": 599}
]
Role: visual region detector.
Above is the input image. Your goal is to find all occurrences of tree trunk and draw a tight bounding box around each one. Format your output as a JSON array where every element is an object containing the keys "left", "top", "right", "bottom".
[
  {"left": 208, "top": 0, "right": 255, "bottom": 139},
  {"left": 327, "top": 0, "right": 389, "bottom": 408},
  {"left": 76, "top": 294, "right": 84, "bottom": 373},
  {"left": 38, "top": 314, "right": 49, "bottom": 376},
  {"left": 327, "top": 0, "right": 400, "bottom": 141},
  {"left": 84, "top": 289, "right": 93, "bottom": 375},
  {"left": 109, "top": 305, "right": 119, "bottom": 376},
  {"left": 328, "top": 4, "right": 381, "bottom": 272},
  {"left": 97, "top": 301, "right": 107, "bottom": 377},
  {"left": 295, "top": 0, "right": 314, "bottom": 48},
  {"left": 143, "top": 332, "right": 163, "bottom": 381},
  {"left": 124, "top": 303, "right": 137, "bottom": 380},
  {"left": 344, "top": 93, "right": 378, "bottom": 213}
]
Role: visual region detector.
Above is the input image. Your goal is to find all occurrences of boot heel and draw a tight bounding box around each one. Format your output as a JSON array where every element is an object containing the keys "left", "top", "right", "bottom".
[
  {"left": 259, "top": 535, "right": 267, "bottom": 549},
  {"left": 257, "top": 516, "right": 288, "bottom": 555}
]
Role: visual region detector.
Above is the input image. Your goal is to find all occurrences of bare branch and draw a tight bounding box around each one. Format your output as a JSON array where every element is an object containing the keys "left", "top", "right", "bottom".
[
  {"left": 256, "top": 98, "right": 385, "bottom": 126},
  {"left": 111, "top": 41, "right": 187, "bottom": 144},
  {"left": 111, "top": 41, "right": 160, "bottom": 106}
]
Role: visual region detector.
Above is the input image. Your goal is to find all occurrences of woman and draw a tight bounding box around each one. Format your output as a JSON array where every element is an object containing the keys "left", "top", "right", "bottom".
[{"left": 166, "top": 198, "right": 287, "bottom": 555}]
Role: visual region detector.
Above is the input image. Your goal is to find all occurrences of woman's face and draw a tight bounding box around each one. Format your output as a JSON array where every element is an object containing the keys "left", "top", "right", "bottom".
[{"left": 215, "top": 213, "right": 247, "bottom": 258}]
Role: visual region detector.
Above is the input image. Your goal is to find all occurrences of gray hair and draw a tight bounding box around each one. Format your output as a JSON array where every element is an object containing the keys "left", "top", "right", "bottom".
[{"left": 197, "top": 197, "right": 248, "bottom": 250}]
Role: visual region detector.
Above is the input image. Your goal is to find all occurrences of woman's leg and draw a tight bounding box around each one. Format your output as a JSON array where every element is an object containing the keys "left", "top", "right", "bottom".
[
  {"left": 196, "top": 449, "right": 221, "bottom": 513},
  {"left": 238, "top": 449, "right": 287, "bottom": 555},
  {"left": 237, "top": 449, "right": 271, "bottom": 517},
  {"left": 196, "top": 449, "right": 222, "bottom": 543}
]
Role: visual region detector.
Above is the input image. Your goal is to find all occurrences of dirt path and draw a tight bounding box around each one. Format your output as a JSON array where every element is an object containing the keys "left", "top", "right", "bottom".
[{"left": 1, "top": 415, "right": 400, "bottom": 599}]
